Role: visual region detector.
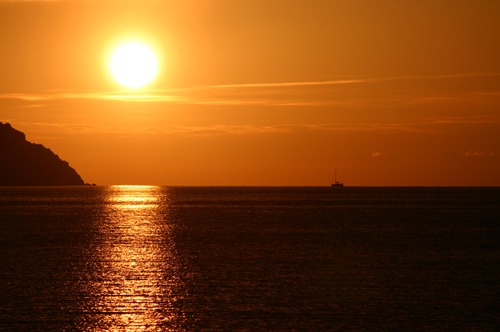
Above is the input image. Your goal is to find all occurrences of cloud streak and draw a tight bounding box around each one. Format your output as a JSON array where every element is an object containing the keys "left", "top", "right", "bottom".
[
  {"left": 463, "top": 151, "right": 499, "bottom": 157},
  {"left": 204, "top": 79, "right": 371, "bottom": 89},
  {"left": 0, "top": 77, "right": 369, "bottom": 102},
  {"left": 15, "top": 114, "right": 500, "bottom": 141},
  {"left": 1, "top": 72, "right": 499, "bottom": 107}
]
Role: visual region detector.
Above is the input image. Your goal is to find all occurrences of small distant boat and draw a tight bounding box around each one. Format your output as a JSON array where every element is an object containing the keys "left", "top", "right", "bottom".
[{"left": 331, "top": 169, "right": 344, "bottom": 187}]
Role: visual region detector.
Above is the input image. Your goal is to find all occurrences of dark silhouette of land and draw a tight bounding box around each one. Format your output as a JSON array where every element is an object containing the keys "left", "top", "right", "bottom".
[{"left": 0, "top": 122, "right": 85, "bottom": 185}]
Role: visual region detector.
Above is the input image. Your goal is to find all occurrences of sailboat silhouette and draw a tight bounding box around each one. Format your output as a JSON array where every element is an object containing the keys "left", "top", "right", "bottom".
[{"left": 331, "top": 169, "right": 344, "bottom": 187}]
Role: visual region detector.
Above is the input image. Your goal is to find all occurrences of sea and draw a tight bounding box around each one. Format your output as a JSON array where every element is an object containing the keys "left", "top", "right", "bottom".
[{"left": 0, "top": 186, "right": 499, "bottom": 331}]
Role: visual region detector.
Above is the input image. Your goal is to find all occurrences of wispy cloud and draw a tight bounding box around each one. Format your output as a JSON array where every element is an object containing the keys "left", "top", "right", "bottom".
[
  {"left": 463, "top": 151, "right": 499, "bottom": 157},
  {"left": 18, "top": 116, "right": 497, "bottom": 139},
  {"left": 15, "top": 121, "right": 293, "bottom": 137},
  {"left": 204, "top": 79, "right": 371, "bottom": 89},
  {"left": 0, "top": 91, "right": 181, "bottom": 103},
  {"left": 420, "top": 114, "right": 500, "bottom": 126},
  {"left": 0, "top": 77, "right": 369, "bottom": 101},
  {"left": 0, "top": 0, "right": 120, "bottom": 2},
  {"left": 206, "top": 72, "right": 500, "bottom": 89},
  {"left": 0, "top": 93, "right": 49, "bottom": 101},
  {"left": 1, "top": 72, "right": 499, "bottom": 107},
  {"left": 0, "top": 0, "right": 62, "bottom": 2}
]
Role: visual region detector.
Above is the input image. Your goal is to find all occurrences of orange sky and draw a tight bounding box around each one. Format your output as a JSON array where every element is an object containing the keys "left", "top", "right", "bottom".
[{"left": 1, "top": 0, "right": 500, "bottom": 186}]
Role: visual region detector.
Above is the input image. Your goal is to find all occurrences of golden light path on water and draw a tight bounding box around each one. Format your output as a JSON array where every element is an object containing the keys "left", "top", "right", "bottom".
[{"left": 90, "top": 185, "right": 183, "bottom": 331}]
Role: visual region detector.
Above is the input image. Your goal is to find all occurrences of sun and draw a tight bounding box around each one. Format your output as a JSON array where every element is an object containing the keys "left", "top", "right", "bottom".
[{"left": 109, "top": 42, "right": 159, "bottom": 89}]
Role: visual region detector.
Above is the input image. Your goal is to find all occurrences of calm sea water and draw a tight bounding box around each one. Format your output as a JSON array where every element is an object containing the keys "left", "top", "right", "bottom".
[{"left": 0, "top": 186, "right": 499, "bottom": 331}]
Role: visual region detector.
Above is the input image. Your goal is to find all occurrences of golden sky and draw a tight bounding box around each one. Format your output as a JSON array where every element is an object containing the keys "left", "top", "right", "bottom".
[{"left": 1, "top": 0, "right": 500, "bottom": 185}]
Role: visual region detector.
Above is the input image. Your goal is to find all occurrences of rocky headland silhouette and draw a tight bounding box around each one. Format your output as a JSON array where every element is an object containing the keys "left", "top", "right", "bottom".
[{"left": 0, "top": 122, "right": 85, "bottom": 186}]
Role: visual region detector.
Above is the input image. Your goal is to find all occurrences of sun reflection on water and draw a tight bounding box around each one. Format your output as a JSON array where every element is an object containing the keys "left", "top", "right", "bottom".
[{"left": 89, "top": 185, "right": 183, "bottom": 331}]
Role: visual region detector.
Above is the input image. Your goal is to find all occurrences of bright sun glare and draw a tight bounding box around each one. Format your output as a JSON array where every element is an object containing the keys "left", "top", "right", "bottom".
[{"left": 109, "top": 42, "right": 159, "bottom": 89}]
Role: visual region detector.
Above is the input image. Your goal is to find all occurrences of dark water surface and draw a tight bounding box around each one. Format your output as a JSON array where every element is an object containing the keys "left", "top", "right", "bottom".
[{"left": 0, "top": 186, "right": 499, "bottom": 331}]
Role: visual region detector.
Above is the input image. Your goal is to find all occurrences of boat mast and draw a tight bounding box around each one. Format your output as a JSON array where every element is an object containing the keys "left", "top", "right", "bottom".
[{"left": 331, "top": 167, "right": 344, "bottom": 187}]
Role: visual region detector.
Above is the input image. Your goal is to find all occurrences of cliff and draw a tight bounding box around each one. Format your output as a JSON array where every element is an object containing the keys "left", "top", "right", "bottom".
[{"left": 0, "top": 122, "right": 85, "bottom": 186}]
